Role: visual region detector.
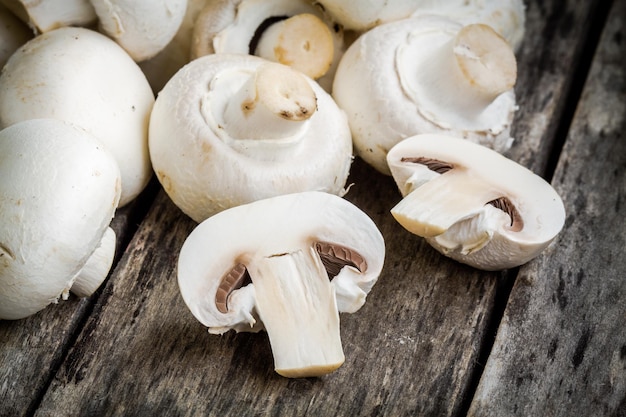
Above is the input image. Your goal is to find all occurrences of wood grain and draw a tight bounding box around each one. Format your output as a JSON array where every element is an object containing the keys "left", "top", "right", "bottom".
[{"left": 468, "top": 0, "right": 626, "bottom": 415}]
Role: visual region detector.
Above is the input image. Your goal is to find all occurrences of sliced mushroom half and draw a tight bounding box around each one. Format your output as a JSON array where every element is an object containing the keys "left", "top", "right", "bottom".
[
  {"left": 387, "top": 134, "right": 565, "bottom": 270},
  {"left": 177, "top": 191, "right": 385, "bottom": 377}
]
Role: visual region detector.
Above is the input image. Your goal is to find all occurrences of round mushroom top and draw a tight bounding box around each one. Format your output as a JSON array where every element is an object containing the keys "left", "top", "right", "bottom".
[
  {"left": 332, "top": 14, "right": 517, "bottom": 175},
  {"left": 0, "top": 118, "right": 121, "bottom": 320},
  {"left": 0, "top": 26, "right": 155, "bottom": 207},
  {"left": 149, "top": 53, "right": 353, "bottom": 223}
]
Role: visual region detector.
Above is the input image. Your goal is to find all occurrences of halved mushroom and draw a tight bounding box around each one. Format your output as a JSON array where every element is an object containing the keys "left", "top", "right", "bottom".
[
  {"left": 177, "top": 191, "right": 385, "bottom": 377},
  {"left": 190, "top": 0, "right": 344, "bottom": 91},
  {"left": 387, "top": 134, "right": 565, "bottom": 270},
  {"left": 0, "top": 26, "right": 155, "bottom": 207},
  {"left": 149, "top": 54, "right": 353, "bottom": 223},
  {"left": 0, "top": 118, "right": 121, "bottom": 320},
  {"left": 90, "top": 0, "right": 188, "bottom": 62},
  {"left": 332, "top": 15, "right": 518, "bottom": 175}
]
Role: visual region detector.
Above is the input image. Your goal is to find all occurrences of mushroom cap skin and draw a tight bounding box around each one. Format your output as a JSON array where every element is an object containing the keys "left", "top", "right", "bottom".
[
  {"left": 0, "top": 0, "right": 97, "bottom": 33},
  {"left": 314, "top": 0, "right": 525, "bottom": 50},
  {"left": 0, "top": 118, "right": 121, "bottom": 320},
  {"left": 190, "top": 0, "right": 344, "bottom": 91},
  {"left": 387, "top": 134, "right": 566, "bottom": 271},
  {"left": 0, "top": 26, "right": 155, "bottom": 207},
  {"left": 177, "top": 191, "right": 385, "bottom": 377},
  {"left": 90, "top": 0, "right": 188, "bottom": 62},
  {"left": 149, "top": 53, "right": 353, "bottom": 223},
  {"left": 332, "top": 15, "right": 518, "bottom": 175}
]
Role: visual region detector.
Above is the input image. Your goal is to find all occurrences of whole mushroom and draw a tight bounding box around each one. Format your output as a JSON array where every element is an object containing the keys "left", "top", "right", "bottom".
[
  {"left": 190, "top": 0, "right": 344, "bottom": 91},
  {"left": 0, "top": 26, "right": 155, "bottom": 207},
  {"left": 89, "top": 0, "right": 188, "bottom": 62},
  {"left": 387, "top": 134, "right": 566, "bottom": 270},
  {"left": 332, "top": 15, "right": 518, "bottom": 175},
  {"left": 149, "top": 53, "right": 353, "bottom": 222},
  {"left": 0, "top": 118, "right": 121, "bottom": 320},
  {"left": 177, "top": 191, "right": 385, "bottom": 377}
]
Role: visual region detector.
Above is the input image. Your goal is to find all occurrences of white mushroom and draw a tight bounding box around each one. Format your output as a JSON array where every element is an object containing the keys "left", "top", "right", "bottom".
[
  {"left": 190, "top": 0, "right": 344, "bottom": 91},
  {"left": 149, "top": 54, "right": 353, "bottom": 223},
  {"left": 178, "top": 191, "right": 385, "bottom": 377},
  {"left": 89, "top": 0, "right": 188, "bottom": 62},
  {"left": 0, "top": 0, "right": 96, "bottom": 33},
  {"left": 314, "top": 0, "right": 525, "bottom": 51},
  {"left": 0, "top": 26, "right": 155, "bottom": 207},
  {"left": 0, "top": 118, "right": 121, "bottom": 320},
  {"left": 0, "top": 3, "right": 32, "bottom": 68},
  {"left": 387, "top": 134, "right": 566, "bottom": 271},
  {"left": 332, "top": 15, "right": 518, "bottom": 175}
]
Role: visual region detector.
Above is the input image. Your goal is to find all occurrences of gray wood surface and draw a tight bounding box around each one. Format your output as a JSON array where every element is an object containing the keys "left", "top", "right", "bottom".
[
  {"left": 1, "top": 0, "right": 622, "bottom": 416},
  {"left": 469, "top": 1, "right": 626, "bottom": 415}
]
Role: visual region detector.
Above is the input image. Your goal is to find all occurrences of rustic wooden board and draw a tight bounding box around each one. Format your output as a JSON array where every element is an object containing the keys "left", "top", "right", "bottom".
[
  {"left": 468, "top": 0, "right": 626, "bottom": 415},
  {"left": 0, "top": 0, "right": 610, "bottom": 416},
  {"left": 0, "top": 184, "right": 158, "bottom": 417}
]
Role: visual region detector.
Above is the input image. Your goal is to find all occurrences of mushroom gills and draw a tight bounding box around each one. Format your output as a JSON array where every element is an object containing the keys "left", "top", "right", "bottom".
[
  {"left": 216, "top": 241, "right": 367, "bottom": 314},
  {"left": 249, "top": 15, "right": 289, "bottom": 54}
]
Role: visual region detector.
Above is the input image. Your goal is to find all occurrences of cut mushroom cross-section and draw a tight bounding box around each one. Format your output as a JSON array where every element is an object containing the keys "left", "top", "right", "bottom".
[
  {"left": 387, "top": 134, "right": 565, "bottom": 271},
  {"left": 177, "top": 191, "right": 385, "bottom": 378}
]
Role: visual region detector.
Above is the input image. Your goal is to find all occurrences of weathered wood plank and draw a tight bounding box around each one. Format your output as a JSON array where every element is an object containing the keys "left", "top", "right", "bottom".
[
  {"left": 468, "top": 1, "right": 626, "bottom": 415},
  {"left": 0, "top": 184, "right": 157, "bottom": 417}
]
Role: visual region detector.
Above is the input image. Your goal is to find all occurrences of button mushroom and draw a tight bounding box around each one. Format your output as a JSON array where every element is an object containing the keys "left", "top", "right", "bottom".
[
  {"left": 0, "top": 26, "right": 155, "bottom": 207},
  {"left": 190, "top": 0, "right": 344, "bottom": 91},
  {"left": 332, "top": 15, "right": 518, "bottom": 175},
  {"left": 177, "top": 191, "right": 385, "bottom": 377},
  {"left": 387, "top": 134, "right": 566, "bottom": 271},
  {"left": 149, "top": 54, "right": 353, "bottom": 223},
  {"left": 0, "top": 118, "right": 121, "bottom": 320},
  {"left": 90, "top": 0, "right": 188, "bottom": 62}
]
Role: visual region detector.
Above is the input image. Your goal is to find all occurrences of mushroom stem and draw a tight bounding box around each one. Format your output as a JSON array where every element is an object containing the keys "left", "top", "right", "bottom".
[
  {"left": 255, "top": 13, "right": 334, "bottom": 80},
  {"left": 221, "top": 62, "right": 317, "bottom": 141},
  {"left": 249, "top": 247, "right": 345, "bottom": 378},
  {"left": 70, "top": 227, "right": 116, "bottom": 298},
  {"left": 408, "top": 23, "right": 517, "bottom": 120}
]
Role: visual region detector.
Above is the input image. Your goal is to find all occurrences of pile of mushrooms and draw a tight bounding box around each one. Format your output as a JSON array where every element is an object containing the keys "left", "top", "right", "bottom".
[{"left": 0, "top": 0, "right": 569, "bottom": 380}]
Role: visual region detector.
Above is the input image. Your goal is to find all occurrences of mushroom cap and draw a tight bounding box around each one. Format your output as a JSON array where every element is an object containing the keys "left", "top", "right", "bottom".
[
  {"left": 191, "top": 0, "right": 344, "bottom": 91},
  {"left": 177, "top": 191, "right": 385, "bottom": 333},
  {"left": 91, "top": 0, "right": 188, "bottom": 62},
  {"left": 149, "top": 53, "right": 353, "bottom": 223},
  {"left": 332, "top": 15, "right": 517, "bottom": 175},
  {"left": 387, "top": 134, "right": 566, "bottom": 270},
  {"left": 0, "top": 26, "right": 155, "bottom": 206},
  {"left": 0, "top": 118, "right": 121, "bottom": 320}
]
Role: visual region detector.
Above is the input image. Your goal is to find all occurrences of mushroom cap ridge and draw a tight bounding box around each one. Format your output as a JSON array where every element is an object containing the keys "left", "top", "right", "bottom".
[
  {"left": 149, "top": 54, "right": 353, "bottom": 223},
  {"left": 177, "top": 191, "right": 385, "bottom": 334},
  {"left": 0, "top": 118, "right": 121, "bottom": 320},
  {"left": 387, "top": 134, "right": 566, "bottom": 270}
]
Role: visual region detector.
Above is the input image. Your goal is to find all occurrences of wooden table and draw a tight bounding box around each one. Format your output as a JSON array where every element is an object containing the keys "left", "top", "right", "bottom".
[{"left": 2, "top": 0, "right": 625, "bottom": 415}]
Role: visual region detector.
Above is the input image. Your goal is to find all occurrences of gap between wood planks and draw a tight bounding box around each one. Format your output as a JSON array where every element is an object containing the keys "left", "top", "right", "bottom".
[
  {"left": 23, "top": 177, "right": 161, "bottom": 417},
  {"left": 457, "top": 0, "right": 615, "bottom": 415}
]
